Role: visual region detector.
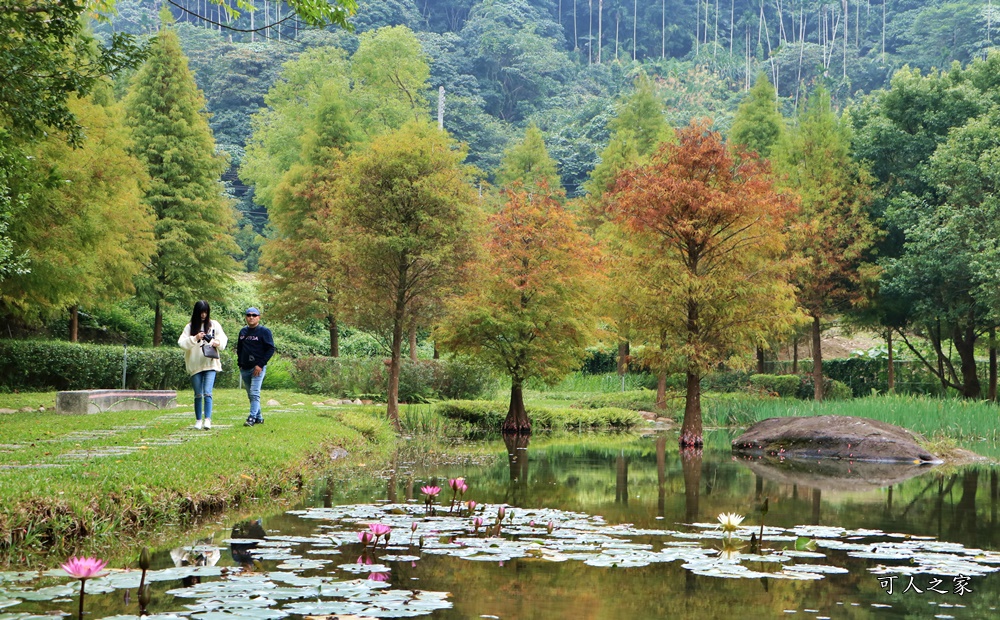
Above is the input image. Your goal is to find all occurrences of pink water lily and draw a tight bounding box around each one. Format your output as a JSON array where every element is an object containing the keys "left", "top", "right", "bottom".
[
  {"left": 368, "top": 571, "right": 390, "bottom": 581},
  {"left": 449, "top": 477, "right": 465, "bottom": 492},
  {"left": 368, "top": 523, "right": 392, "bottom": 537},
  {"left": 358, "top": 531, "right": 373, "bottom": 545},
  {"left": 62, "top": 556, "right": 107, "bottom": 620},
  {"left": 421, "top": 485, "right": 441, "bottom": 497},
  {"left": 61, "top": 557, "right": 107, "bottom": 579}
]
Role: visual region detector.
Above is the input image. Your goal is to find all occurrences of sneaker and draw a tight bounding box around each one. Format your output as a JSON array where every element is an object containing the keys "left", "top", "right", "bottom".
[
  {"left": 194, "top": 419, "right": 203, "bottom": 430},
  {"left": 244, "top": 418, "right": 256, "bottom": 427},
  {"left": 256, "top": 418, "right": 264, "bottom": 425},
  {"left": 203, "top": 419, "right": 212, "bottom": 430}
]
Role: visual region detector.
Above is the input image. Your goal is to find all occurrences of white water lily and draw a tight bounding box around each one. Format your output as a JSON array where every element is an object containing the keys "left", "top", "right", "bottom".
[{"left": 717, "top": 512, "right": 745, "bottom": 533}]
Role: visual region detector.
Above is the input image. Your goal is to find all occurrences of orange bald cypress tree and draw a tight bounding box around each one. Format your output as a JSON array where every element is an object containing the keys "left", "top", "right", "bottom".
[
  {"left": 608, "top": 121, "right": 798, "bottom": 447},
  {"left": 439, "top": 185, "right": 602, "bottom": 433}
]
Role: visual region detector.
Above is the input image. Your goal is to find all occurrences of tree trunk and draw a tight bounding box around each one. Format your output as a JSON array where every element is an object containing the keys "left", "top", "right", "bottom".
[
  {"left": 756, "top": 345, "right": 765, "bottom": 374},
  {"left": 433, "top": 343, "right": 439, "bottom": 360},
  {"left": 387, "top": 316, "right": 404, "bottom": 431},
  {"left": 680, "top": 371, "right": 703, "bottom": 447},
  {"left": 886, "top": 329, "right": 895, "bottom": 393},
  {"left": 502, "top": 378, "right": 532, "bottom": 434},
  {"left": 409, "top": 322, "right": 418, "bottom": 362},
  {"left": 153, "top": 300, "right": 163, "bottom": 347},
  {"left": 386, "top": 264, "right": 407, "bottom": 431},
  {"left": 69, "top": 306, "right": 79, "bottom": 343},
  {"left": 990, "top": 327, "right": 997, "bottom": 402},
  {"left": 617, "top": 340, "right": 629, "bottom": 376},
  {"left": 656, "top": 370, "right": 667, "bottom": 409},
  {"left": 811, "top": 314, "right": 823, "bottom": 401},
  {"left": 328, "top": 315, "right": 339, "bottom": 357},
  {"left": 792, "top": 336, "right": 799, "bottom": 374},
  {"left": 954, "top": 323, "right": 981, "bottom": 399},
  {"left": 597, "top": 0, "right": 603, "bottom": 64}
]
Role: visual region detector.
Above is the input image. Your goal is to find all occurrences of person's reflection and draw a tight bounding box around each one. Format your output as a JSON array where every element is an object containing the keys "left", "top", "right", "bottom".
[
  {"left": 170, "top": 541, "right": 220, "bottom": 587},
  {"left": 504, "top": 433, "right": 530, "bottom": 507},
  {"left": 230, "top": 518, "right": 266, "bottom": 570}
]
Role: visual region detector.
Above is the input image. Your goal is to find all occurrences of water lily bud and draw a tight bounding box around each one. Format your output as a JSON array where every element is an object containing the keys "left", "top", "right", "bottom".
[
  {"left": 547, "top": 522, "right": 554, "bottom": 534},
  {"left": 497, "top": 506, "right": 506, "bottom": 521},
  {"left": 139, "top": 547, "right": 151, "bottom": 571},
  {"left": 411, "top": 522, "right": 418, "bottom": 533}
]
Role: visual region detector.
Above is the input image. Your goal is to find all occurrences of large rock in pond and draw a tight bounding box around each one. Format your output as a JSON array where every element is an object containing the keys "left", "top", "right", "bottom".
[{"left": 731, "top": 415, "right": 941, "bottom": 464}]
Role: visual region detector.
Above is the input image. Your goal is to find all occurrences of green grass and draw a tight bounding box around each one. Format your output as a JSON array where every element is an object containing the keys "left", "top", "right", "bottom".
[
  {"left": 0, "top": 388, "right": 398, "bottom": 566},
  {"left": 702, "top": 393, "right": 1000, "bottom": 441}
]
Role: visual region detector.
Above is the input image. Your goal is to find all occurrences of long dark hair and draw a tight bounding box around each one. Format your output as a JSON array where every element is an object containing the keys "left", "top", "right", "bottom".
[{"left": 190, "top": 300, "right": 212, "bottom": 335}]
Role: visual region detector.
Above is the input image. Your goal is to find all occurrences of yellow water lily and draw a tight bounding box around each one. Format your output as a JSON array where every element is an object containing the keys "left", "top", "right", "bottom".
[{"left": 717, "top": 512, "right": 745, "bottom": 533}]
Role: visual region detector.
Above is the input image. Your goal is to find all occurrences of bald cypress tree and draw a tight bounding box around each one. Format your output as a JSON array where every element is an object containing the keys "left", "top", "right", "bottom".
[
  {"left": 495, "top": 123, "right": 563, "bottom": 193},
  {"left": 125, "top": 13, "right": 238, "bottom": 345},
  {"left": 729, "top": 74, "right": 785, "bottom": 159}
]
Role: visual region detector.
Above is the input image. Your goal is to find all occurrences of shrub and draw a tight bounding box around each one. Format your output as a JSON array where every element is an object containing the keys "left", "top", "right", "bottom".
[
  {"left": 0, "top": 340, "right": 199, "bottom": 390},
  {"left": 581, "top": 345, "right": 618, "bottom": 374},
  {"left": 748, "top": 374, "right": 801, "bottom": 397},
  {"left": 433, "top": 400, "right": 507, "bottom": 429},
  {"left": 433, "top": 400, "right": 642, "bottom": 432},
  {"left": 796, "top": 375, "right": 853, "bottom": 400},
  {"left": 573, "top": 389, "right": 661, "bottom": 411},
  {"left": 291, "top": 356, "right": 497, "bottom": 401}
]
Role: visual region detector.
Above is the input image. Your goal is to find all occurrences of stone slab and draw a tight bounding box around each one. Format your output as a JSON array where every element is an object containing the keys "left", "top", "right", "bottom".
[{"left": 56, "top": 389, "right": 177, "bottom": 415}]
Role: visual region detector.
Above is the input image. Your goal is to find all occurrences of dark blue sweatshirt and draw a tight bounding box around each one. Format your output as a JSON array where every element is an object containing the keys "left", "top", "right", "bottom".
[{"left": 237, "top": 325, "right": 275, "bottom": 369}]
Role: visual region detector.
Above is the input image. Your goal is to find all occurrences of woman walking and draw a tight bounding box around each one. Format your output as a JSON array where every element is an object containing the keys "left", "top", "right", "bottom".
[{"left": 178, "top": 300, "right": 228, "bottom": 429}]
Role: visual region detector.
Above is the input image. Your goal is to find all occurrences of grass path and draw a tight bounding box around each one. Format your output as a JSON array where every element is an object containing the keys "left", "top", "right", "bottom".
[{"left": 0, "top": 389, "right": 398, "bottom": 567}]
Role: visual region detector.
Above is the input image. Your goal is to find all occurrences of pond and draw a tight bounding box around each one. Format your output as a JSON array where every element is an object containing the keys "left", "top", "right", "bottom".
[{"left": 3, "top": 430, "right": 1000, "bottom": 619}]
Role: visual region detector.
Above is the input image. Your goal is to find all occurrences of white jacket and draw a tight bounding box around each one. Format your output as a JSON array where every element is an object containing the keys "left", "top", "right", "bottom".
[{"left": 178, "top": 319, "right": 228, "bottom": 376}]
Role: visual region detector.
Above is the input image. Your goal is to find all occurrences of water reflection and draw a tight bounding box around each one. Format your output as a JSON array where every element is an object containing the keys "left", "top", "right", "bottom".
[
  {"left": 169, "top": 541, "right": 219, "bottom": 588},
  {"left": 229, "top": 518, "right": 265, "bottom": 568},
  {"left": 6, "top": 431, "right": 1000, "bottom": 620}
]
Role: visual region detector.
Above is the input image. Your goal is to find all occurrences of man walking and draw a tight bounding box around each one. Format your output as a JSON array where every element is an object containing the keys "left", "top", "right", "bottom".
[{"left": 237, "top": 307, "right": 275, "bottom": 427}]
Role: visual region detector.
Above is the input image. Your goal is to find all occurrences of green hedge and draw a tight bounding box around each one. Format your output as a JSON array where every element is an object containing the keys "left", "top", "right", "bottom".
[
  {"left": 0, "top": 340, "right": 246, "bottom": 391},
  {"left": 747, "top": 374, "right": 801, "bottom": 397},
  {"left": 292, "top": 356, "right": 497, "bottom": 402},
  {"left": 433, "top": 400, "right": 642, "bottom": 432},
  {"left": 573, "top": 389, "right": 661, "bottom": 411}
]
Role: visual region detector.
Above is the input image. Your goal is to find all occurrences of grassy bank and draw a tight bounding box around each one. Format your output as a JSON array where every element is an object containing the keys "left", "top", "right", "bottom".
[
  {"left": 0, "top": 389, "right": 398, "bottom": 566},
  {"left": 699, "top": 393, "right": 1000, "bottom": 442}
]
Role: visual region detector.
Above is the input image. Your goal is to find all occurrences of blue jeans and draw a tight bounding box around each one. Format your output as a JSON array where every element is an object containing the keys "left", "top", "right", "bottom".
[
  {"left": 191, "top": 370, "right": 217, "bottom": 421},
  {"left": 240, "top": 366, "right": 266, "bottom": 422}
]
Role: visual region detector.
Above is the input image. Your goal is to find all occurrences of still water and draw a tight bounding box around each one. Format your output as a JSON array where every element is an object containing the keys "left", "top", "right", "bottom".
[{"left": 4, "top": 430, "right": 1000, "bottom": 619}]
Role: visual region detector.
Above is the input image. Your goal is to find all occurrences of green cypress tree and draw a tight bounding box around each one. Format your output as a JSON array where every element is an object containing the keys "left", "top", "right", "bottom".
[
  {"left": 729, "top": 74, "right": 785, "bottom": 159},
  {"left": 495, "top": 123, "right": 562, "bottom": 193},
  {"left": 584, "top": 72, "right": 669, "bottom": 198},
  {"left": 124, "top": 12, "right": 238, "bottom": 345}
]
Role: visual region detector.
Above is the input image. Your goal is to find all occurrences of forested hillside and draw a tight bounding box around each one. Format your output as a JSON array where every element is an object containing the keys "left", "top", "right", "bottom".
[{"left": 95, "top": 0, "right": 1000, "bottom": 240}]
